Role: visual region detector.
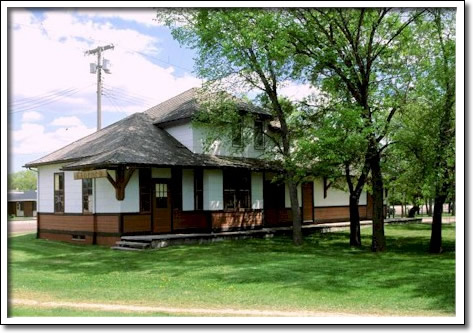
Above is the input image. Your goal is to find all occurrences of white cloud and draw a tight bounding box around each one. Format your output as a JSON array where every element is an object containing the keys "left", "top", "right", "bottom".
[
  {"left": 12, "top": 122, "right": 95, "bottom": 155},
  {"left": 50, "top": 116, "right": 84, "bottom": 127},
  {"left": 279, "top": 82, "right": 319, "bottom": 102},
  {"left": 79, "top": 9, "right": 161, "bottom": 27},
  {"left": 10, "top": 9, "right": 200, "bottom": 117},
  {"left": 21, "top": 111, "right": 43, "bottom": 122},
  {"left": 10, "top": 9, "right": 202, "bottom": 159}
]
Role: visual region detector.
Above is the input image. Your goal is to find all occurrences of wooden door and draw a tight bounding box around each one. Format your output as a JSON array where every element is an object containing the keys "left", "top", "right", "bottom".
[
  {"left": 153, "top": 181, "right": 172, "bottom": 233},
  {"left": 302, "top": 182, "right": 314, "bottom": 223}
]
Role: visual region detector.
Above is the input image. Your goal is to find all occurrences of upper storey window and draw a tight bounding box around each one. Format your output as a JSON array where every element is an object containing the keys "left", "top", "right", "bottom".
[{"left": 254, "top": 120, "right": 264, "bottom": 150}]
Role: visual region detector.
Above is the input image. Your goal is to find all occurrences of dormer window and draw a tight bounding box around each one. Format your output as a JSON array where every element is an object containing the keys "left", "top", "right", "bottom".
[{"left": 254, "top": 120, "right": 264, "bottom": 150}]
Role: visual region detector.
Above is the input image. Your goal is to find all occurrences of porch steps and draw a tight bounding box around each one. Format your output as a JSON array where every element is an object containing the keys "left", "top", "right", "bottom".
[{"left": 111, "top": 240, "right": 151, "bottom": 251}]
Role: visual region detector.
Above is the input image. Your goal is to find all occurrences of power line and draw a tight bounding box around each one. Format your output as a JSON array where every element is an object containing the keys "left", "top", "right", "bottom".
[
  {"left": 9, "top": 87, "right": 79, "bottom": 107},
  {"left": 103, "top": 90, "right": 154, "bottom": 112},
  {"left": 8, "top": 84, "right": 95, "bottom": 114},
  {"left": 102, "top": 87, "right": 152, "bottom": 106},
  {"left": 102, "top": 84, "right": 161, "bottom": 104},
  {"left": 9, "top": 87, "right": 85, "bottom": 111},
  {"left": 103, "top": 92, "right": 125, "bottom": 114}
]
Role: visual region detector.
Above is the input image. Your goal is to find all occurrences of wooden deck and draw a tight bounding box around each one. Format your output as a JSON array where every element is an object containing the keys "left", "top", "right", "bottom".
[{"left": 112, "top": 217, "right": 422, "bottom": 251}]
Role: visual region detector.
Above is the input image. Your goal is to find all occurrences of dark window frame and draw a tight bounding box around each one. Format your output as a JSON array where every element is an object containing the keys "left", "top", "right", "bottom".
[
  {"left": 231, "top": 120, "right": 243, "bottom": 148},
  {"left": 194, "top": 168, "right": 204, "bottom": 210},
  {"left": 223, "top": 169, "right": 251, "bottom": 211},
  {"left": 264, "top": 180, "right": 285, "bottom": 209},
  {"left": 54, "top": 172, "right": 64, "bottom": 214},
  {"left": 139, "top": 168, "right": 151, "bottom": 213},
  {"left": 82, "top": 178, "right": 93, "bottom": 214},
  {"left": 254, "top": 119, "right": 264, "bottom": 150}
]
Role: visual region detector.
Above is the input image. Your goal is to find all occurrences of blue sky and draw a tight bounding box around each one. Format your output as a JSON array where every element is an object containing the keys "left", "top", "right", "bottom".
[{"left": 8, "top": 8, "right": 313, "bottom": 173}]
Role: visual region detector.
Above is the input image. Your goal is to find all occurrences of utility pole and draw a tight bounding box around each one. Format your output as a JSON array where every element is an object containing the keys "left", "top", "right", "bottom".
[{"left": 85, "top": 44, "right": 114, "bottom": 131}]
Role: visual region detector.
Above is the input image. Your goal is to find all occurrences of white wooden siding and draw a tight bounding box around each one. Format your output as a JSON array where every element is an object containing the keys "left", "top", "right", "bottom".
[
  {"left": 121, "top": 170, "right": 140, "bottom": 212},
  {"left": 182, "top": 169, "right": 195, "bottom": 211},
  {"left": 93, "top": 169, "right": 140, "bottom": 213},
  {"left": 37, "top": 164, "right": 63, "bottom": 213},
  {"left": 193, "top": 120, "right": 268, "bottom": 159},
  {"left": 203, "top": 169, "right": 223, "bottom": 210},
  {"left": 313, "top": 178, "right": 350, "bottom": 207},
  {"left": 164, "top": 122, "right": 194, "bottom": 151},
  {"left": 360, "top": 190, "right": 367, "bottom": 205},
  {"left": 64, "top": 170, "right": 84, "bottom": 213},
  {"left": 251, "top": 172, "right": 264, "bottom": 209}
]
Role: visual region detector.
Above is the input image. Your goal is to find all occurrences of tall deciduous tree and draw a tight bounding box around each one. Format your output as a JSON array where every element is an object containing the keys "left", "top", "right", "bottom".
[
  {"left": 158, "top": 9, "right": 305, "bottom": 245},
  {"left": 287, "top": 8, "right": 424, "bottom": 251},
  {"left": 295, "top": 95, "right": 370, "bottom": 247},
  {"left": 392, "top": 9, "right": 455, "bottom": 253}
]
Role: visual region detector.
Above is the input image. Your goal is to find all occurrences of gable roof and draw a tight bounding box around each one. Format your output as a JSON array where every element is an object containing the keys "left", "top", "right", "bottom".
[
  {"left": 8, "top": 190, "right": 37, "bottom": 202},
  {"left": 145, "top": 88, "right": 272, "bottom": 125}
]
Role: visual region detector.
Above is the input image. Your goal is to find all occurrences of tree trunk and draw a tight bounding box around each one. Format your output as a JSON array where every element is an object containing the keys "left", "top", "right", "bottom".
[
  {"left": 429, "top": 195, "right": 446, "bottom": 253},
  {"left": 287, "top": 179, "right": 303, "bottom": 246},
  {"left": 349, "top": 194, "right": 362, "bottom": 247},
  {"left": 408, "top": 205, "right": 419, "bottom": 217},
  {"left": 370, "top": 151, "right": 386, "bottom": 252},
  {"left": 401, "top": 204, "right": 404, "bottom": 217}
]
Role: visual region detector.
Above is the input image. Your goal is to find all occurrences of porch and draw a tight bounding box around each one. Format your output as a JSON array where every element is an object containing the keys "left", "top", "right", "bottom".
[{"left": 112, "top": 217, "right": 422, "bottom": 250}]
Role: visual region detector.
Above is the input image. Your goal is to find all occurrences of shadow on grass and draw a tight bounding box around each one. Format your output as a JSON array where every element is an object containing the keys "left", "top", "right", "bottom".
[{"left": 8, "top": 223, "right": 455, "bottom": 314}]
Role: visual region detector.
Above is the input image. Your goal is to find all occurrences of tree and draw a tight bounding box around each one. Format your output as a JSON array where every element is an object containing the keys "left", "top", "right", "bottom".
[
  {"left": 392, "top": 9, "right": 455, "bottom": 253},
  {"left": 158, "top": 9, "right": 305, "bottom": 245},
  {"left": 8, "top": 170, "right": 37, "bottom": 191},
  {"left": 287, "top": 8, "right": 424, "bottom": 251},
  {"left": 295, "top": 96, "right": 370, "bottom": 247}
]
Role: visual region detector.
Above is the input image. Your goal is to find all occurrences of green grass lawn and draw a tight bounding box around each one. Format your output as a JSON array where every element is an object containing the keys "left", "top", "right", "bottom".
[
  {"left": 9, "top": 306, "right": 173, "bottom": 317},
  {"left": 8, "top": 216, "right": 37, "bottom": 222},
  {"left": 8, "top": 223, "right": 455, "bottom": 317}
]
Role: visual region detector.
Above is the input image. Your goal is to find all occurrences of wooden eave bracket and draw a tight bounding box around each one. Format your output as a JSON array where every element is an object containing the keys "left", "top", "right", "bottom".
[
  {"left": 106, "top": 167, "right": 135, "bottom": 201},
  {"left": 323, "top": 177, "right": 332, "bottom": 199}
]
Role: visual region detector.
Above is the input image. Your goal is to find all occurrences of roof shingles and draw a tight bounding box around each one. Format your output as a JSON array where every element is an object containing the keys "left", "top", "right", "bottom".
[{"left": 26, "top": 88, "right": 277, "bottom": 171}]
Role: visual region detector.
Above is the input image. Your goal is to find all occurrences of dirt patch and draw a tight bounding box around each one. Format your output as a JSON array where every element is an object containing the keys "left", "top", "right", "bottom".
[{"left": 11, "top": 299, "right": 376, "bottom": 317}]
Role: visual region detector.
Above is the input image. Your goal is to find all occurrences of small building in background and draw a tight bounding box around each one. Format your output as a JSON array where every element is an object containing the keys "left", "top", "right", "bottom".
[{"left": 8, "top": 190, "right": 37, "bottom": 217}]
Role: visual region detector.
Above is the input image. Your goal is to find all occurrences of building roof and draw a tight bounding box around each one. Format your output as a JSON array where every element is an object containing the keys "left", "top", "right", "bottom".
[
  {"left": 145, "top": 88, "right": 272, "bottom": 125},
  {"left": 8, "top": 190, "right": 37, "bottom": 202},
  {"left": 25, "top": 93, "right": 279, "bottom": 171},
  {"left": 26, "top": 112, "right": 202, "bottom": 168}
]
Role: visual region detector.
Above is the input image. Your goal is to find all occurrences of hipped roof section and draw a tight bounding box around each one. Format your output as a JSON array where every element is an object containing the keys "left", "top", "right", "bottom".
[
  {"left": 145, "top": 88, "right": 272, "bottom": 125},
  {"left": 25, "top": 88, "right": 277, "bottom": 171}
]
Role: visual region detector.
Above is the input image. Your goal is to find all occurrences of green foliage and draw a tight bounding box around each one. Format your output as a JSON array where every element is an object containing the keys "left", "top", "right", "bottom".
[
  {"left": 157, "top": 8, "right": 456, "bottom": 232},
  {"left": 285, "top": 8, "right": 425, "bottom": 202},
  {"left": 386, "top": 9, "right": 455, "bottom": 206},
  {"left": 8, "top": 170, "right": 37, "bottom": 191},
  {"left": 157, "top": 9, "right": 309, "bottom": 183},
  {"left": 9, "top": 224, "right": 456, "bottom": 316}
]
